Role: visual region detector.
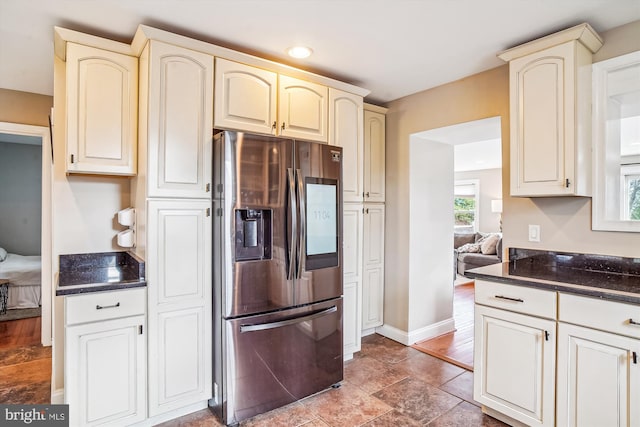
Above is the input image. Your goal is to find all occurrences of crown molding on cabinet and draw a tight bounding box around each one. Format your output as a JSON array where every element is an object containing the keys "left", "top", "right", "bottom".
[
  {"left": 497, "top": 22, "right": 604, "bottom": 62},
  {"left": 53, "top": 24, "right": 369, "bottom": 98}
]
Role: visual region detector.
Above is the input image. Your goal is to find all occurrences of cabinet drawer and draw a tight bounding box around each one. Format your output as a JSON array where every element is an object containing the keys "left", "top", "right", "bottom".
[
  {"left": 559, "top": 293, "right": 640, "bottom": 339},
  {"left": 475, "top": 280, "right": 557, "bottom": 319},
  {"left": 66, "top": 288, "right": 146, "bottom": 325}
]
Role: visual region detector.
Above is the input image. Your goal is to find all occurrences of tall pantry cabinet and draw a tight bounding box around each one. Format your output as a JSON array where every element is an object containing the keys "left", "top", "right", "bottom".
[
  {"left": 362, "top": 105, "right": 386, "bottom": 332},
  {"left": 329, "top": 100, "right": 387, "bottom": 356},
  {"left": 134, "top": 39, "right": 213, "bottom": 417}
]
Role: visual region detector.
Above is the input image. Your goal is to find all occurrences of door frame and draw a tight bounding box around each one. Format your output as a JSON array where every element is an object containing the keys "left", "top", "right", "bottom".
[{"left": 0, "top": 121, "right": 52, "bottom": 346}]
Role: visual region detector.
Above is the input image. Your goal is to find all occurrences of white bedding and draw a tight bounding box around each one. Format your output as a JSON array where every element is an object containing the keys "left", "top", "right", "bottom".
[{"left": 0, "top": 253, "right": 42, "bottom": 309}]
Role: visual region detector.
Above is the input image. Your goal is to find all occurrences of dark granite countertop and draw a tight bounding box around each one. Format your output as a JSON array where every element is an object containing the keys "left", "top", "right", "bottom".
[
  {"left": 465, "top": 248, "right": 640, "bottom": 305},
  {"left": 56, "top": 251, "right": 146, "bottom": 296}
]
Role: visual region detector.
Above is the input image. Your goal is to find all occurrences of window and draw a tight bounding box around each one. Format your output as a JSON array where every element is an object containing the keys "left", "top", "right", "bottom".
[
  {"left": 454, "top": 180, "right": 479, "bottom": 233},
  {"left": 621, "top": 163, "right": 640, "bottom": 220}
]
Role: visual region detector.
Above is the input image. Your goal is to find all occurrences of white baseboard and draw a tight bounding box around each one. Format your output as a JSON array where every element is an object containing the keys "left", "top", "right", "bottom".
[
  {"left": 133, "top": 401, "right": 208, "bottom": 427},
  {"left": 51, "top": 388, "right": 64, "bottom": 404},
  {"left": 361, "top": 327, "right": 377, "bottom": 337},
  {"left": 375, "top": 318, "right": 455, "bottom": 346}
]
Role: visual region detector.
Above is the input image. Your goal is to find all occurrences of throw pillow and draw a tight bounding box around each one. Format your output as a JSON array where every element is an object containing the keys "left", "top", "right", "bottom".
[
  {"left": 457, "top": 242, "right": 481, "bottom": 253},
  {"left": 0, "top": 247, "right": 6, "bottom": 261},
  {"left": 480, "top": 234, "right": 500, "bottom": 255}
]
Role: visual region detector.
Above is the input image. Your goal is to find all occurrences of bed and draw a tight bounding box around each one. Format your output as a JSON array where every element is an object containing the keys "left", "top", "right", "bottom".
[{"left": 0, "top": 249, "right": 42, "bottom": 311}]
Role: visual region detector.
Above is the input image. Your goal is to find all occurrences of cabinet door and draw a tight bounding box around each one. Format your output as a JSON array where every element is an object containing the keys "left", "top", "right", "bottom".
[
  {"left": 329, "top": 88, "right": 363, "bottom": 202},
  {"left": 474, "top": 305, "right": 556, "bottom": 426},
  {"left": 66, "top": 42, "right": 137, "bottom": 175},
  {"left": 364, "top": 110, "right": 386, "bottom": 203},
  {"left": 278, "top": 75, "right": 328, "bottom": 142},
  {"left": 342, "top": 204, "right": 363, "bottom": 357},
  {"left": 147, "top": 199, "right": 212, "bottom": 416},
  {"left": 146, "top": 41, "right": 213, "bottom": 199},
  {"left": 65, "top": 316, "right": 146, "bottom": 427},
  {"left": 509, "top": 42, "right": 577, "bottom": 196},
  {"left": 362, "top": 205, "right": 385, "bottom": 329},
  {"left": 343, "top": 279, "right": 362, "bottom": 358},
  {"left": 557, "top": 323, "right": 640, "bottom": 427},
  {"left": 214, "top": 58, "right": 277, "bottom": 135}
]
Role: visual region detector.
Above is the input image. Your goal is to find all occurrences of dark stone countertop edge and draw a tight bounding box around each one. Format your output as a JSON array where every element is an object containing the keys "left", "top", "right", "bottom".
[
  {"left": 466, "top": 264, "right": 640, "bottom": 306},
  {"left": 55, "top": 279, "right": 147, "bottom": 296}
]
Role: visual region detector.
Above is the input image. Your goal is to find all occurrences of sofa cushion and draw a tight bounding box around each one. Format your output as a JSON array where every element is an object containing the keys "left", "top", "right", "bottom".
[
  {"left": 454, "top": 233, "right": 476, "bottom": 249},
  {"left": 480, "top": 233, "right": 500, "bottom": 255},
  {"left": 458, "top": 252, "right": 500, "bottom": 269}
]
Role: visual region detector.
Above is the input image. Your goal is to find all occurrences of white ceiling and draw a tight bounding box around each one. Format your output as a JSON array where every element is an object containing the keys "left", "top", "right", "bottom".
[{"left": 1, "top": 0, "right": 639, "bottom": 104}]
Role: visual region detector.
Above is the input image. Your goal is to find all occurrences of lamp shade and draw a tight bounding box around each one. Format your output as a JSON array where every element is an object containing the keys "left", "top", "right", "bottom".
[{"left": 491, "top": 199, "right": 503, "bottom": 213}]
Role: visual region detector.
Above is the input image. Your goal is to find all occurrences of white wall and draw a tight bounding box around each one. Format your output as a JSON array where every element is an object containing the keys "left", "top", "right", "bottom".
[
  {"left": 383, "top": 20, "right": 640, "bottom": 339},
  {"left": 0, "top": 141, "right": 42, "bottom": 255},
  {"left": 408, "top": 137, "right": 454, "bottom": 333},
  {"left": 455, "top": 168, "right": 502, "bottom": 233}
]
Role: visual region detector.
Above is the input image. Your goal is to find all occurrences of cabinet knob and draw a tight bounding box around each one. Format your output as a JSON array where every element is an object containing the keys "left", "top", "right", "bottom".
[
  {"left": 281, "top": 122, "right": 286, "bottom": 131},
  {"left": 272, "top": 121, "right": 277, "bottom": 130},
  {"left": 366, "top": 192, "right": 370, "bottom": 197}
]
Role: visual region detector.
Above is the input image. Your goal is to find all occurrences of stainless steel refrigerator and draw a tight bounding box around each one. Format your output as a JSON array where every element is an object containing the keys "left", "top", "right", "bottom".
[{"left": 210, "top": 130, "right": 343, "bottom": 425}]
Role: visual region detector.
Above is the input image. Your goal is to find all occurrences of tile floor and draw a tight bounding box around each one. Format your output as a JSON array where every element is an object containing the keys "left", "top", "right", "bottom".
[{"left": 159, "top": 334, "right": 507, "bottom": 427}]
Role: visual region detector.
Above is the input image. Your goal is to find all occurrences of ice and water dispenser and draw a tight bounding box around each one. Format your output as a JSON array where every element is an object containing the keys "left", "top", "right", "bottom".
[{"left": 234, "top": 209, "right": 272, "bottom": 261}]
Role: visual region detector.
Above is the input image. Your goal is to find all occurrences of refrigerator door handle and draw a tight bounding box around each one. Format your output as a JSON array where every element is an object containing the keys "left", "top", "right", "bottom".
[
  {"left": 296, "top": 168, "right": 306, "bottom": 279},
  {"left": 239, "top": 305, "right": 337, "bottom": 333},
  {"left": 287, "top": 168, "right": 297, "bottom": 281}
]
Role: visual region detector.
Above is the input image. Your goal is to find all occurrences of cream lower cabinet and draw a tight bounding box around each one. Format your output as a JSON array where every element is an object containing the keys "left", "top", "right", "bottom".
[
  {"left": 362, "top": 204, "right": 384, "bottom": 330},
  {"left": 342, "top": 204, "right": 363, "bottom": 357},
  {"left": 146, "top": 199, "right": 212, "bottom": 416},
  {"left": 64, "top": 289, "right": 147, "bottom": 427},
  {"left": 557, "top": 293, "right": 640, "bottom": 427},
  {"left": 474, "top": 280, "right": 556, "bottom": 427},
  {"left": 65, "top": 42, "right": 138, "bottom": 176}
]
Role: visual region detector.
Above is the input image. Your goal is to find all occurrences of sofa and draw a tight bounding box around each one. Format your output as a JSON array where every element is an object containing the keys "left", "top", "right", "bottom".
[{"left": 454, "top": 232, "right": 502, "bottom": 277}]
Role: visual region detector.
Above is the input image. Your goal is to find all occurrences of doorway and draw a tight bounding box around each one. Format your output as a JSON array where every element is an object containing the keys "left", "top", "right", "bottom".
[
  {"left": 0, "top": 122, "right": 52, "bottom": 346},
  {"left": 410, "top": 117, "right": 502, "bottom": 370}
]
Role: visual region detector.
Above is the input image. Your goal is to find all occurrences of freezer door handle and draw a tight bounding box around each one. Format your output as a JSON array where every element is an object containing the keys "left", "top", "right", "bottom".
[
  {"left": 287, "top": 168, "right": 297, "bottom": 281},
  {"left": 239, "top": 305, "right": 337, "bottom": 333},
  {"left": 296, "top": 168, "right": 306, "bottom": 279}
]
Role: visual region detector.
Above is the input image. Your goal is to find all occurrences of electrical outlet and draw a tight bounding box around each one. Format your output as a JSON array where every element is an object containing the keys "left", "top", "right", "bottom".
[{"left": 528, "top": 224, "right": 540, "bottom": 242}]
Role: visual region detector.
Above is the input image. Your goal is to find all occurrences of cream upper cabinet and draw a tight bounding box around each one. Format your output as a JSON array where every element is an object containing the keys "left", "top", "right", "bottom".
[
  {"left": 214, "top": 58, "right": 277, "bottom": 135},
  {"left": 213, "top": 59, "right": 328, "bottom": 142},
  {"left": 279, "top": 75, "right": 328, "bottom": 142},
  {"left": 65, "top": 42, "right": 138, "bottom": 176},
  {"left": 142, "top": 40, "right": 213, "bottom": 199},
  {"left": 499, "top": 23, "right": 603, "bottom": 197},
  {"left": 364, "top": 105, "right": 387, "bottom": 203},
  {"left": 329, "top": 88, "right": 364, "bottom": 202}
]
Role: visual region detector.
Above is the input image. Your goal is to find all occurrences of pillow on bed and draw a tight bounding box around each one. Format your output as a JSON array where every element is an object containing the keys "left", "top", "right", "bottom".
[{"left": 0, "top": 247, "right": 6, "bottom": 261}]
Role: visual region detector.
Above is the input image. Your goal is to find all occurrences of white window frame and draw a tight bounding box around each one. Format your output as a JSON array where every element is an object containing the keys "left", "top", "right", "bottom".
[{"left": 454, "top": 179, "right": 480, "bottom": 233}]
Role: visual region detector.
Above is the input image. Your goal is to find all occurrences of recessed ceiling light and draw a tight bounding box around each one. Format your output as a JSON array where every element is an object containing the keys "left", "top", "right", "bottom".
[{"left": 287, "top": 46, "right": 313, "bottom": 59}]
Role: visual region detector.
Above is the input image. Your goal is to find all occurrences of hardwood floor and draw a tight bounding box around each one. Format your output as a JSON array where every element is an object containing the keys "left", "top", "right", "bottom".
[
  {"left": 0, "top": 316, "right": 51, "bottom": 404},
  {"left": 412, "top": 281, "right": 475, "bottom": 371},
  {"left": 0, "top": 315, "right": 42, "bottom": 349}
]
